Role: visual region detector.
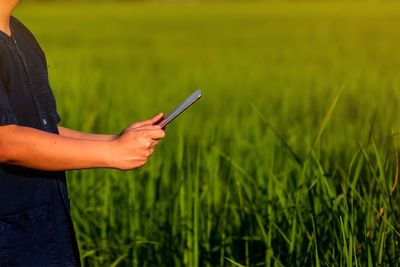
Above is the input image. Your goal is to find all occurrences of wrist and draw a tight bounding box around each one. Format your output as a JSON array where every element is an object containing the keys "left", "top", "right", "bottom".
[
  {"left": 103, "top": 140, "right": 117, "bottom": 168},
  {"left": 110, "top": 134, "right": 120, "bottom": 141}
]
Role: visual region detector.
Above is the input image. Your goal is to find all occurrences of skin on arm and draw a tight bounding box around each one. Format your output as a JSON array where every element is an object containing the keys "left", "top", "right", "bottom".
[
  {"left": 57, "top": 126, "right": 119, "bottom": 142},
  {"left": 0, "top": 115, "right": 165, "bottom": 171},
  {"left": 57, "top": 113, "right": 164, "bottom": 142}
]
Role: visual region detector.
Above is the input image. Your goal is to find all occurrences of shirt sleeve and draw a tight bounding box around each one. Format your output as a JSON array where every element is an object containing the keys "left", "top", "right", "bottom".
[{"left": 0, "top": 77, "right": 18, "bottom": 126}]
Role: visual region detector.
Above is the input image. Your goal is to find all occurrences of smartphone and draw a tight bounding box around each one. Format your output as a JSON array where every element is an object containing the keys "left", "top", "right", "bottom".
[{"left": 157, "top": 90, "right": 202, "bottom": 128}]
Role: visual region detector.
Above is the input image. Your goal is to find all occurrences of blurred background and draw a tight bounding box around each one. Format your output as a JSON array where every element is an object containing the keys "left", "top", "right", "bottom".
[{"left": 16, "top": 1, "right": 400, "bottom": 266}]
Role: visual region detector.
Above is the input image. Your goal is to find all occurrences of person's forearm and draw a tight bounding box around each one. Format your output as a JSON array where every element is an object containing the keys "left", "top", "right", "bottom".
[
  {"left": 0, "top": 125, "right": 112, "bottom": 171},
  {"left": 58, "top": 126, "right": 118, "bottom": 141}
]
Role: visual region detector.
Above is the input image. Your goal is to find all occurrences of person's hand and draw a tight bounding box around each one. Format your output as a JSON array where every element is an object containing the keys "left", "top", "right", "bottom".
[
  {"left": 109, "top": 123, "right": 165, "bottom": 170},
  {"left": 119, "top": 113, "right": 164, "bottom": 136}
]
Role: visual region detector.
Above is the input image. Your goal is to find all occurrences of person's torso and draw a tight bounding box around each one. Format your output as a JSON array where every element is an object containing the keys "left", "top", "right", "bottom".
[
  {"left": 0, "top": 17, "right": 80, "bottom": 266},
  {"left": 0, "top": 15, "right": 66, "bottom": 216}
]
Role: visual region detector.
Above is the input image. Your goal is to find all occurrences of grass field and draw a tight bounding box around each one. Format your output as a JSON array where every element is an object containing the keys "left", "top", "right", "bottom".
[{"left": 16, "top": 2, "right": 400, "bottom": 266}]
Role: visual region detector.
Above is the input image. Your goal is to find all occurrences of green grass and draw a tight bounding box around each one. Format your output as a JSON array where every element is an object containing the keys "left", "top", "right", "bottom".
[{"left": 16, "top": 1, "right": 400, "bottom": 266}]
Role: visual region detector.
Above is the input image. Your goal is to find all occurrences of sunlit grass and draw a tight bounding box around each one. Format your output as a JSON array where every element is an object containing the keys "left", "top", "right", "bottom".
[{"left": 16, "top": 1, "right": 400, "bottom": 266}]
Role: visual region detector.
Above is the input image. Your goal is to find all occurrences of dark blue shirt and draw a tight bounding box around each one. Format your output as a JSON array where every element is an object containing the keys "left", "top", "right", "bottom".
[{"left": 0, "top": 17, "right": 80, "bottom": 266}]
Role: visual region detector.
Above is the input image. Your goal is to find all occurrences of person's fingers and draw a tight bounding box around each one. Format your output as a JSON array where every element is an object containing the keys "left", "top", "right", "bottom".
[
  {"left": 130, "top": 113, "right": 164, "bottom": 129},
  {"left": 123, "top": 125, "right": 161, "bottom": 134},
  {"left": 136, "top": 160, "right": 147, "bottom": 168},
  {"left": 146, "top": 129, "right": 166, "bottom": 140},
  {"left": 142, "top": 141, "right": 158, "bottom": 153},
  {"left": 130, "top": 121, "right": 151, "bottom": 129},
  {"left": 132, "top": 129, "right": 165, "bottom": 140},
  {"left": 134, "top": 125, "right": 162, "bottom": 132},
  {"left": 128, "top": 126, "right": 165, "bottom": 140},
  {"left": 127, "top": 120, "right": 153, "bottom": 130},
  {"left": 148, "top": 148, "right": 155, "bottom": 156},
  {"left": 149, "top": 140, "right": 159, "bottom": 148},
  {"left": 150, "top": 113, "right": 164, "bottom": 124},
  {"left": 139, "top": 138, "right": 158, "bottom": 151}
]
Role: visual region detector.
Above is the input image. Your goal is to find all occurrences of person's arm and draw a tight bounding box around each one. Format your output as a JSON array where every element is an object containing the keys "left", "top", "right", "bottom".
[
  {"left": 0, "top": 119, "right": 165, "bottom": 172},
  {"left": 0, "top": 125, "right": 111, "bottom": 171},
  {"left": 57, "top": 113, "right": 164, "bottom": 142},
  {"left": 57, "top": 126, "right": 118, "bottom": 141}
]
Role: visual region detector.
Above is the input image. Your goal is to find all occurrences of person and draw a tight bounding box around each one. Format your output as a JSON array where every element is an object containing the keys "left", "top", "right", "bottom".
[{"left": 0, "top": 0, "right": 166, "bottom": 266}]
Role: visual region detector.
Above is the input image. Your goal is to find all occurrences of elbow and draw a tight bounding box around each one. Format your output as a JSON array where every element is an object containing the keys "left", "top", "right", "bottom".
[
  {"left": 0, "top": 125, "right": 18, "bottom": 164},
  {"left": 0, "top": 144, "right": 11, "bottom": 164},
  {"left": 0, "top": 145, "right": 12, "bottom": 163}
]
